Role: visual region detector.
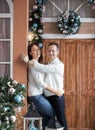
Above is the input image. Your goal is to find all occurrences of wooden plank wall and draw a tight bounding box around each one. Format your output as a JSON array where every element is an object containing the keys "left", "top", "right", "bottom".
[
  {"left": 44, "top": 22, "right": 95, "bottom": 34},
  {"left": 28, "top": 1, "right": 95, "bottom": 130},
  {"left": 43, "top": 39, "right": 95, "bottom": 130}
]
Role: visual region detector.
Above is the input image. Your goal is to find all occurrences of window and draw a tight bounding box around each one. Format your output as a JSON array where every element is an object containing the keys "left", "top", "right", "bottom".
[
  {"left": 43, "top": 0, "right": 95, "bottom": 18},
  {"left": 0, "top": 0, "right": 13, "bottom": 77}
]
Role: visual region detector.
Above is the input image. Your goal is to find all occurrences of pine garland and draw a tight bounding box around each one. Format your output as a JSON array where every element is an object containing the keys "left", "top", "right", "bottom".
[{"left": 29, "top": 0, "right": 47, "bottom": 48}]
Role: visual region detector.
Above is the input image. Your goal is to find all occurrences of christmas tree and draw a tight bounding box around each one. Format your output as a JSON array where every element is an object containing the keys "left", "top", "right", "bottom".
[{"left": 0, "top": 77, "right": 26, "bottom": 130}]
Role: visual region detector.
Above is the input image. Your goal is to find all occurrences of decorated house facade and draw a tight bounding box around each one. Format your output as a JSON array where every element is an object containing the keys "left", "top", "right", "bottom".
[{"left": 0, "top": 0, "right": 95, "bottom": 130}]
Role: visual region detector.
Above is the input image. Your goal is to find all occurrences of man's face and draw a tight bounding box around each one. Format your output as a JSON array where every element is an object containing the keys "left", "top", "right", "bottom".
[{"left": 47, "top": 45, "right": 59, "bottom": 62}]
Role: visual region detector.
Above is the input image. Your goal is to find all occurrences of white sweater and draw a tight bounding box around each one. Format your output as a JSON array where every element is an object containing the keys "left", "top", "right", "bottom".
[
  {"left": 33, "top": 58, "right": 64, "bottom": 97},
  {"left": 28, "top": 65, "right": 47, "bottom": 96}
]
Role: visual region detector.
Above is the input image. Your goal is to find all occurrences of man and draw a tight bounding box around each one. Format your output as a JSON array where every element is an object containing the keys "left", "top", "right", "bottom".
[{"left": 29, "top": 42, "right": 68, "bottom": 130}]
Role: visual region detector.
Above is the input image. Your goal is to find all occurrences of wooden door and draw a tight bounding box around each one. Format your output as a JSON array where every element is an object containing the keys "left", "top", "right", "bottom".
[{"left": 43, "top": 39, "right": 95, "bottom": 130}]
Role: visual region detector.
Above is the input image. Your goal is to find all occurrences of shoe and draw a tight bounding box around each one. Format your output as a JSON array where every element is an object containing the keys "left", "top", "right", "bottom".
[
  {"left": 47, "top": 120, "right": 63, "bottom": 130},
  {"left": 55, "top": 120, "right": 63, "bottom": 128}
]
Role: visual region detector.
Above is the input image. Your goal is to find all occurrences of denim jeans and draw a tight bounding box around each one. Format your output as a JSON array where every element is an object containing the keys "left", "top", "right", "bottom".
[
  {"left": 29, "top": 94, "right": 55, "bottom": 129},
  {"left": 46, "top": 95, "right": 68, "bottom": 130}
]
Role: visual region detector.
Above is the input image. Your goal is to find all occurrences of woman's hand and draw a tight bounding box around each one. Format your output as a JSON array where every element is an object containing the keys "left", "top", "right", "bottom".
[{"left": 19, "top": 54, "right": 29, "bottom": 63}]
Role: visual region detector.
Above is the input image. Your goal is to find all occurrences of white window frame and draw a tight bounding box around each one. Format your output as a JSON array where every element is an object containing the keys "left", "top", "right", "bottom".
[{"left": 0, "top": 0, "right": 13, "bottom": 77}]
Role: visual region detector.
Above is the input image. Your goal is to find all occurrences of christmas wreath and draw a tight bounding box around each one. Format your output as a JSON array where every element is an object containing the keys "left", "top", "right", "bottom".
[
  {"left": 0, "top": 77, "right": 26, "bottom": 130},
  {"left": 57, "top": 11, "right": 81, "bottom": 35},
  {"left": 29, "top": 0, "right": 95, "bottom": 38},
  {"left": 87, "top": 0, "right": 95, "bottom": 5}
]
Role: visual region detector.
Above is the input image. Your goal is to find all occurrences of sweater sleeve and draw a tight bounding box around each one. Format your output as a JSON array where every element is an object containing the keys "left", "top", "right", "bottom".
[{"left": 33, "top": 60, "right": 64, "bottom": 76}]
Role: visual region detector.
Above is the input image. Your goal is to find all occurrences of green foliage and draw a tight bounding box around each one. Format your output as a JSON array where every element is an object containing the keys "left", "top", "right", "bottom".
[
  {"left": 87, "top": 0, "right": 95, "bottom": 5},
  {"left": 29, "top": 1, "right": 44, "bottom": 48},
  {"left": 57, "top": 11, "right": 81, "bottom": 35},
  {"left": 0, "top": 103, "right": 15, "bottom": 130},
  {"left": 0, "top": 77, "right": 26, "bottom": 130}
]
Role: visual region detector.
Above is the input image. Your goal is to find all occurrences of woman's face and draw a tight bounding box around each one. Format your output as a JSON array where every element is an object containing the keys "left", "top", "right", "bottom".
[{"left": 29, "top": 44, "right": 40, "bottom": 59}]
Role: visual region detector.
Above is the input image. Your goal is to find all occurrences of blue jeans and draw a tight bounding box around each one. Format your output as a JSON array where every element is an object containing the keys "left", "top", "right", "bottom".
[
  {"left": 29, "top": 94, "right": 55, "bottom": 129},
  {"left": 46, "top": 95, "right": 68, "bottom": 130}
]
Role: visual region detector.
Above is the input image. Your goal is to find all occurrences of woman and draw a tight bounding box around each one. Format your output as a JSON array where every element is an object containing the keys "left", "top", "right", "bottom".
[{"left": 20, "top": 43, "right": 63, "bottom": 130}]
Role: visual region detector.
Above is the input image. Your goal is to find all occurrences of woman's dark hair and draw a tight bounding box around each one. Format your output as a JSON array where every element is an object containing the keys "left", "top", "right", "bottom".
[{"left": 28, "top": 43, "right": 43, "bottom": 63}]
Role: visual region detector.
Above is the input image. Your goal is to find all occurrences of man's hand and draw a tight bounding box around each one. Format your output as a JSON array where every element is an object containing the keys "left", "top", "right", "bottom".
[
  {"left": 45, "top": 86, "right": 64, "bottom": 97},
  {"left": 55, "top": 89, "right": 64, "bottom": 97},
  {"left": 20, "top": 54, "right": 29, "bottom": 63}
]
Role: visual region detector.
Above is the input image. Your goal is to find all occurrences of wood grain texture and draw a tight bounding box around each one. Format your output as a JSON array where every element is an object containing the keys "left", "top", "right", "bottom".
[
  {"left": 44, "top": 23, "right": 95, "bottom": 34},
  {"left": 43, "top": 39, "right": 95, "bottom": 130}
]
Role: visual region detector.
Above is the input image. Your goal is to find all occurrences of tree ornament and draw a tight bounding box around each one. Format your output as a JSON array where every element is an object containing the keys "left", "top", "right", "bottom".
[
  {"left": 14, "top": 95, "right": 22, "bottom": 103},
  {"left": 28, "top": 31, "right": 35, "bottom": 41},
  {"left": 33, "top": 23, "right": 38, "bottom": 28},
  {"left": 7, "top": 81, "right": 13, "bottom": 87},
  {"left": 33, "top": 5, "right": 38, "bottom": 10},
  {"left": 4, "top": 107, "right": 10, "bottom": 112},
  {"left": 38, "top": 29, "right": 43, "bottom": 34},
  {"left": 12, "top": 80, "right": 18, "bottom": 85},
  {"left": 29, "top": 17, "right": 33, "bottom": 21},
  {"left": 6, "top": 124, "right": 10, "bottom": 129},
  {"left": 38, "top": 42, "right": 43, "bottom": 48},
  {"left": 57, "top": 11, "right": 81, "bottom": 35},
  {"left": 20, "top": 84, "right": 26, "bottom": 89},
  {"left": 34, "top": 13, "right": 39, "bottom": 19},
  {"left": 37, "top": 0, "right": 43, "bottom": 5},
  {"left": 6, "top": 121, "right": 9, "bottom": 125},
  {"left": 5, "top": 116, "right": 9, "bottom": 121},
  {"left": 8, "top": 88, "right": 15, "bottom": 94},
  {"left": 10, "top": 115, "right": 16, "bottom": 122}
]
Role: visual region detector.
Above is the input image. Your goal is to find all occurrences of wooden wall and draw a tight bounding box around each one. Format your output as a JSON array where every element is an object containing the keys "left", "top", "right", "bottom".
[
  {"left": 44, "top": 22, "right": 95, "bottom": 34},
  {"left": 43, "top": 39, "right": 95, "bottom": 130}
]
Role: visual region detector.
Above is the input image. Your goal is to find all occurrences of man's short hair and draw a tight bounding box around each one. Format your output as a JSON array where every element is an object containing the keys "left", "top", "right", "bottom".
[{"left": 48, "top": 42, "right": 59, "bottom": 50}]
